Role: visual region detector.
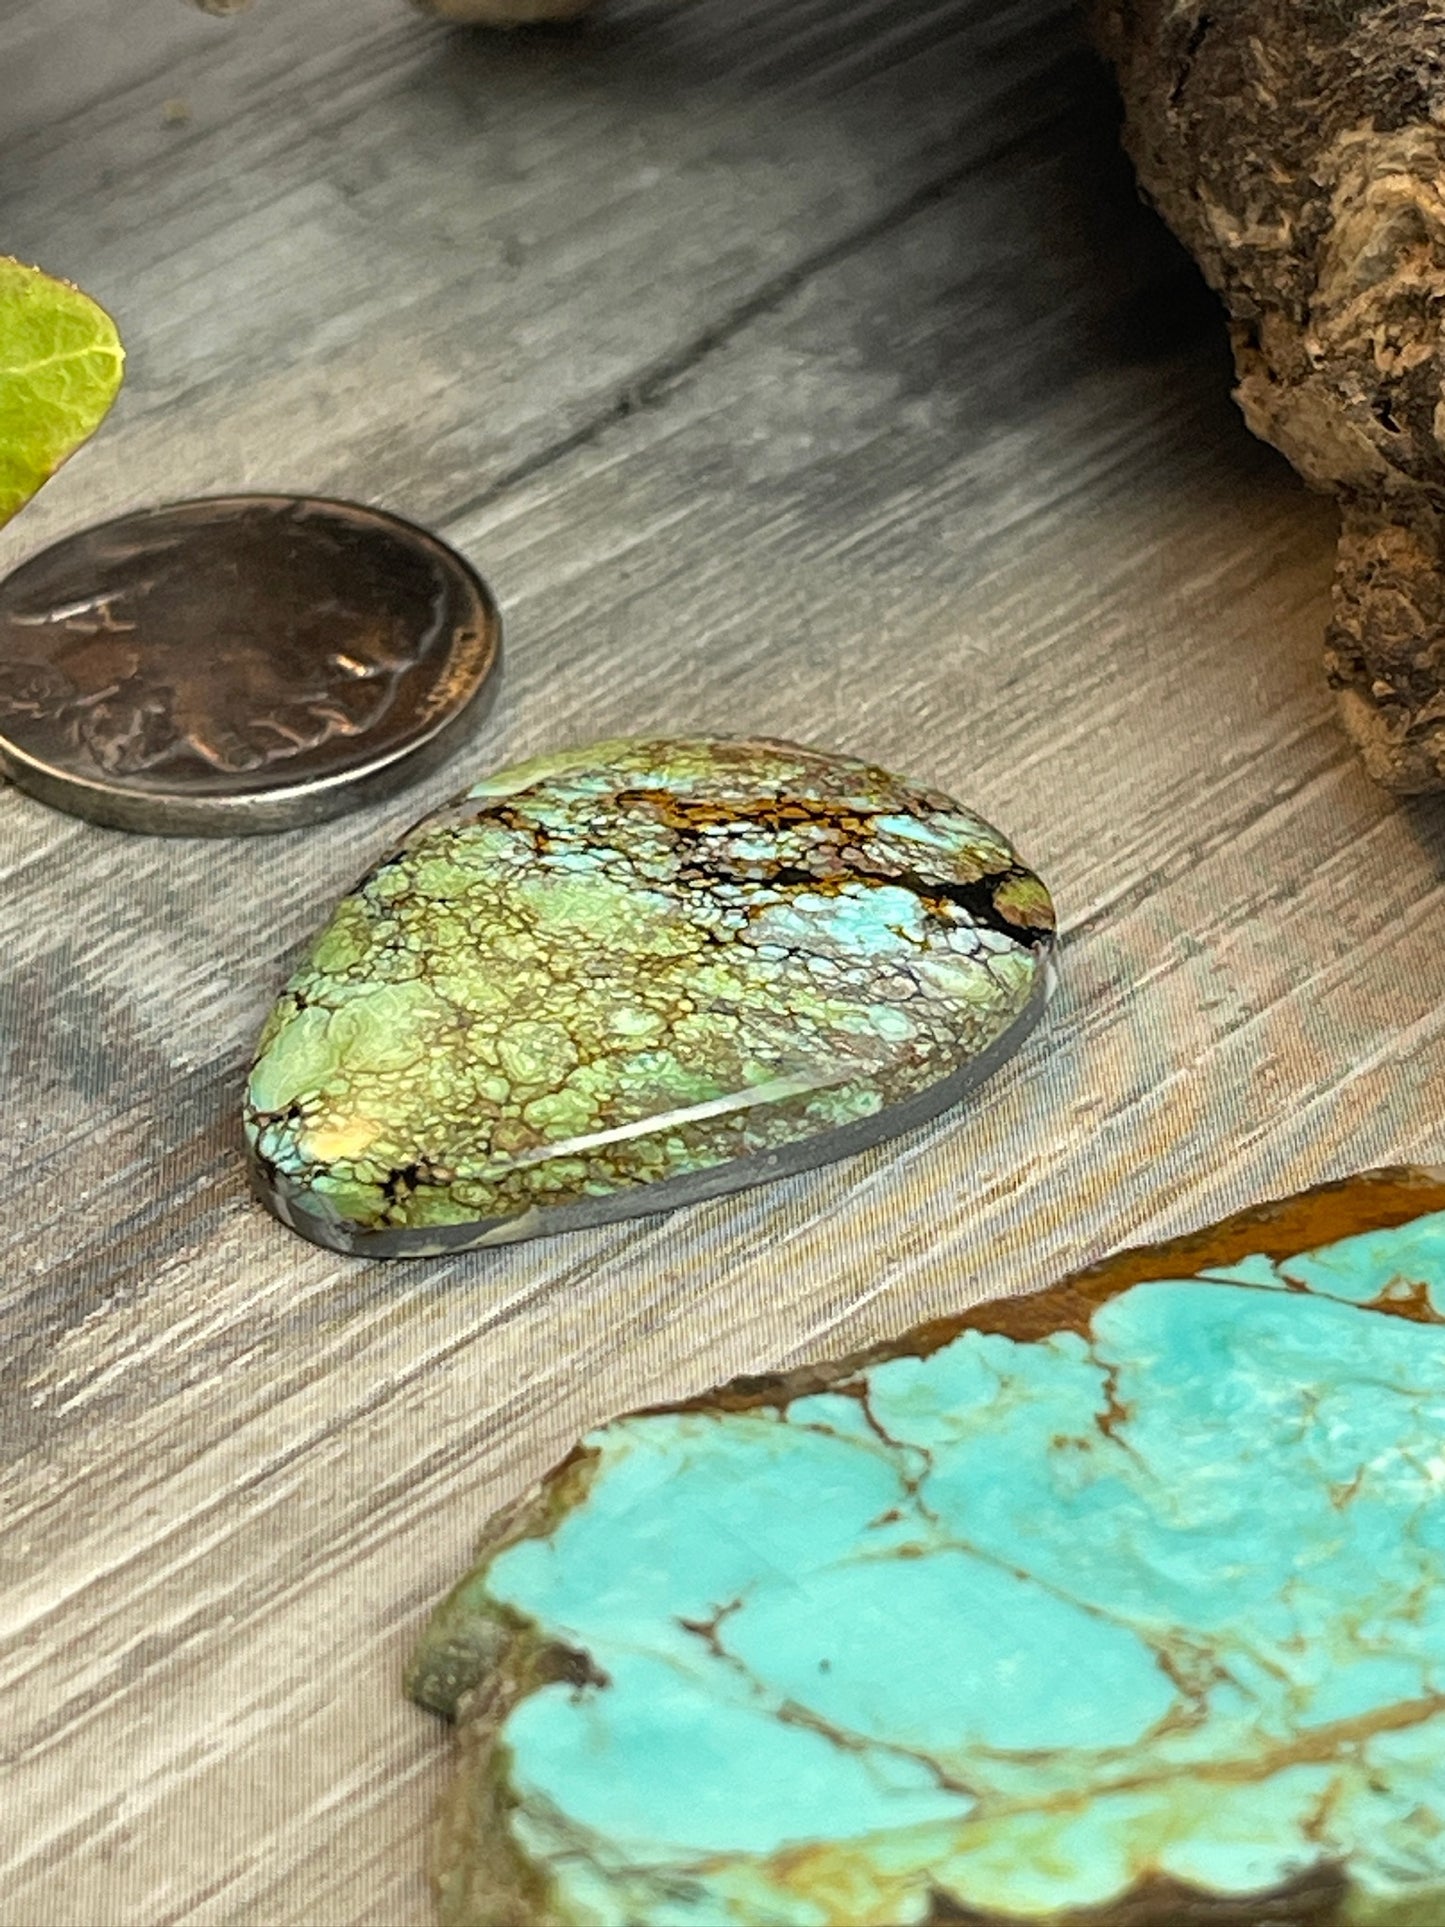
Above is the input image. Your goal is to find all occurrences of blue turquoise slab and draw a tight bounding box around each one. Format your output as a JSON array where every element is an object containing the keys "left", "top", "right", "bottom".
[
  {"left": 246, "top": 738, "right": 1054, "bottom": 1256},
  {"left": 408, "top": 1169, "right": 1445, "bottom": 1926}
]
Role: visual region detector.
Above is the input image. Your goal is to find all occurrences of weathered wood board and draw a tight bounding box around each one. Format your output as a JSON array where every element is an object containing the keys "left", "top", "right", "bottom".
[{"left": 2, "top": 1, "right": 1443, "bottom": 1922}]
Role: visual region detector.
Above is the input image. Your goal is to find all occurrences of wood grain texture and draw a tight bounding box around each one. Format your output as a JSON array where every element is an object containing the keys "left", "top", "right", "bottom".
[{"left": 2, "top": 2, "right": 1443, "bottom": 1922}]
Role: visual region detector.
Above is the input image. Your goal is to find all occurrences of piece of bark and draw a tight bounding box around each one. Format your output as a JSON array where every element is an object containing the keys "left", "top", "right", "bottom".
[
  {"left": 1093, "top": 0, "right": 1445, "bottom": 793},
  {"left": 408, "top": 1165, "right": 1445, "bottom": 1926}
]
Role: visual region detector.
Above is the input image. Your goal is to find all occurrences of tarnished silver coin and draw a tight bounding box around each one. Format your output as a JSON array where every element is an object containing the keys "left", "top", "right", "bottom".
[{"left": 0, "top": 495, "right": 502, "bottom": 833}]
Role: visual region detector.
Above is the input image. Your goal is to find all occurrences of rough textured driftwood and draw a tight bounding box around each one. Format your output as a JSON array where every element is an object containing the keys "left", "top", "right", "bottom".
[{"left": 1094, "top": 0, "right": 1445, "bottom": 794}]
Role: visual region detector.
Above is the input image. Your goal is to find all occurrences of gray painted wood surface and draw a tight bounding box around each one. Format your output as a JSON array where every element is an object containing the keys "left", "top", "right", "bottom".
[{"left": 3, "top": 1, "right": 1442, "bottom": 1921}]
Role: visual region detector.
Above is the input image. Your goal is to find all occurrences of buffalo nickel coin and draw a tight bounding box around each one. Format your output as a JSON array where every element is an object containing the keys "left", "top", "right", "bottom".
[{"left": 0, "top": 495, "right": 502, "bottom": 833}]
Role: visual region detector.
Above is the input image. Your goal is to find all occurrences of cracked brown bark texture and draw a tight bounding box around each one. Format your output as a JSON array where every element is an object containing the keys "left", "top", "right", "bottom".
[{"left": 1092, "top": 0, "right": 1445, "bottom": 792}]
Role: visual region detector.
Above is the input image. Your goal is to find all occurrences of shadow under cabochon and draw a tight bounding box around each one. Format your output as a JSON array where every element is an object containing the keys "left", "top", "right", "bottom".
[{"left": 244, "top": 736, "right": 1055, "bottom": 1255}]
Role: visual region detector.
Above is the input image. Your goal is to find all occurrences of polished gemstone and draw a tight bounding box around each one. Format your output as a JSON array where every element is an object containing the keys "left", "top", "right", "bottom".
[
  {"left": 409, "top": 1168, "right": 1445, "bottom": 1926},
  {"left": 245, "top": 737, "right": 1054, "bottom": 1256}
]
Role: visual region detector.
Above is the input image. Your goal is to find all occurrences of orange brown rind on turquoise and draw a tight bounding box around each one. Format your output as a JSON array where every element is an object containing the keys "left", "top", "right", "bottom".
[
  {"left": 408, "top": 1169, "right": 1445, "bottom": 1926},
  {"left": 244, "top": 737, "right": 1055, "bottom": 1256}
]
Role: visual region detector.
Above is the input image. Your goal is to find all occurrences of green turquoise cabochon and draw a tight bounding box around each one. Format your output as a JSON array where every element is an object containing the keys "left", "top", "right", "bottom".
[
  {"left": 245, "top": 737, "right": 1055, "bottom": 1256},
  {"left": 408, "top": 1168, "right": 1445, "bottom": 1927}
]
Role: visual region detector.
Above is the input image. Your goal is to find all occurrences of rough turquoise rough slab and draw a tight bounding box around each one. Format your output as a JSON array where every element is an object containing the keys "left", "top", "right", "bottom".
[
  {"left": 408, "top": 1169, "right": 1445, "bottom": 1926},
  {"left": 244, "top": 737, "right": 1054, "bottom": 1256}
]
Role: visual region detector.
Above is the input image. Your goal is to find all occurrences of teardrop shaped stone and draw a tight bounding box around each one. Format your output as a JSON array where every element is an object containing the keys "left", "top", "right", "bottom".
[{"left": 244, "top": 737, "right": 1055, "bottom": 1256}]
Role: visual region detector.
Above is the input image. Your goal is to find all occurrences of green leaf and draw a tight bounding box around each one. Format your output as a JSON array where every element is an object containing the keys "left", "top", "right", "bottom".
[{"left": 0, "top": 257, "right": 124, "bottom": 529}]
